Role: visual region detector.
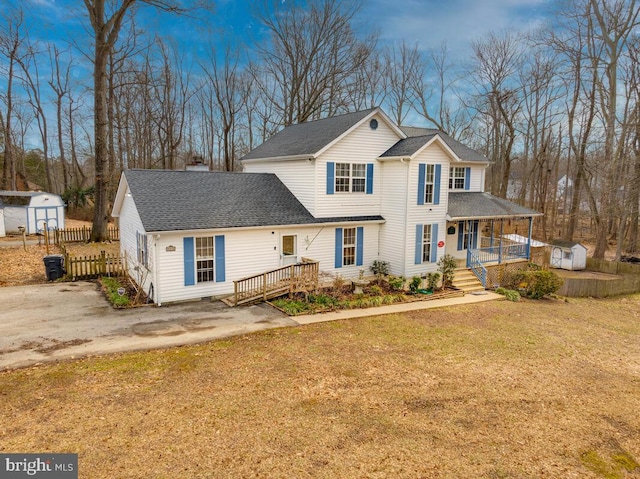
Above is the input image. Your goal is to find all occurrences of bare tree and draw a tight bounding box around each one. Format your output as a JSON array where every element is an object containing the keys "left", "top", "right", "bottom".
[
  {"left": 82, "top": 0, "right": 191, "bottom": 242},
  {"left": 0, "top": 7, "right": 28, "bottom": 191},
  {"left": 382, "top": 40, "right": 422, "bottom": 125},
  {"left": 588, "top": 0, "right": 639, "bottom": 258},
  {"left": 469, "top": 31, "right": 524, "bottom": 198},
  {"left": 253, "top": 0, "right": 375, "bottom": 126}
]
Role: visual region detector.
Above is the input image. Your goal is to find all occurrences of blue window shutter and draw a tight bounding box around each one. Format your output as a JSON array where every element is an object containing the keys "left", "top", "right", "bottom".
[
  {"left": 327, "top": 162, "right": 335, "bottom": 195},
  {"left": 464, "top": 167, "right": 471, "bottom": 190},
  {"left": 215, "top": 235, "right": 226, "bottom": 282},
  {"left": 431, "top": 223, "right": 439, "bottom": 263},
  {"left": 472, "top": 221, "right": 479, "bottom": 249},
  {"left": 356, "top": 227, "right": 364, "bottom": 266},
  {"left": 183, "top": 237, "right": 195, "bottom": 286},
  {"left": 366, "top": 163, "right": 374, "bottom": 194},
  {"left": 417, "top": 164, "right": 426, "bottom": 205},
  {"left": 144, "top": 235, "right": 148, "bottom": 267},
  {"left": 434, "top": 164, "right": 441, "bottom": 205},
  {"left": 334, "top": 228, "right": 343, "bottom": 268},
  {"left": 457, "top": 221, "right": 464, "bottom": 251},
  {"left": 415, "top": 224, "right": 423, "bottom": 264}
]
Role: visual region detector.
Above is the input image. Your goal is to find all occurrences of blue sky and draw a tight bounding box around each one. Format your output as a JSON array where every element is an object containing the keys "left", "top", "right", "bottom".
[{"left": 8, "top": 0, "right": 553, "bottom": 61}]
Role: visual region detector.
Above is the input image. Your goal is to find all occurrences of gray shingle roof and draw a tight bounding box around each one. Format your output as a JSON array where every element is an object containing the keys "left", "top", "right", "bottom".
[
  {"left": 124, "top": 170, "right": 383, "bottom": 232},
  {"left": 381, "top": 127, "right": 489, "bottom": 163},
  {"left": 447, "top": 192, "right": 541, "bottom": 220},
  {"left": 241, "top": 108, "right": 377, "bottom": 161}
]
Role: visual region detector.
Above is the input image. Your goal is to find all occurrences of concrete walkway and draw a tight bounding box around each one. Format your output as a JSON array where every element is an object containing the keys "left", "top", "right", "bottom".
[{"left": 0, "top": 282, "right": 502, "bottom": 370}]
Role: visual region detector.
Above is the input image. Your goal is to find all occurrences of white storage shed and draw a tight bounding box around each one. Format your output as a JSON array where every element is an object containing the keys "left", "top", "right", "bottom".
[
  {"left": 0, "top": 191, "right": 66, "bottom": 234},
  {"left": 0, "top": 207, "right": 5, "bottom": 237},
  {"left": 550, "top": 240, "right": 587, "bottom": 271}
]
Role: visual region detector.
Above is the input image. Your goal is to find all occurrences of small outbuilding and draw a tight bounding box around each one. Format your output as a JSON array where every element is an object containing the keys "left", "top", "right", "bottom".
[
  {"left": 549, "top": 240, "right": 587, "bottom": 271},
  {"left": 0, "top": 191, "right": 66, "bottom": 235},
  {"left": 0, "top": 207, "right": 5, "bottom": 237}
]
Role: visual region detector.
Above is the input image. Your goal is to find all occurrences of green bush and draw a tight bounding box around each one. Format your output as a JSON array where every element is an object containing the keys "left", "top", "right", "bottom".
[
  {"left": 507, "top": 270, "right": 563, "bottom": 299},
  {"left": 368, "top": 285, "right": 383, "bottom": 296},
  {"left": 409, "top": 276, "right": 422, "bottom": 294},
  {"left": 387, "top": 276, "right": 405, "bottom": 291},
  {"left": 271, "top": 299, "right": 312, "bottom": 315},
  {"left": 426, "top": 272, "right": 441, "bottom": 291},
  {"left": 370, "top": 260, "right": 390, "bottom": 278},
  {"left": 495, "top": 287, "right": 520, "bottom": 302},
  {"left": 437, "top": 254, "right": 457, "bottom": 287}
]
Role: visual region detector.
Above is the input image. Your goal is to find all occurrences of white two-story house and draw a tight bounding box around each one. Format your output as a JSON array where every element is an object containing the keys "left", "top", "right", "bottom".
[{"left": 112, "top": 107, "right": 540, "bottom": 305}]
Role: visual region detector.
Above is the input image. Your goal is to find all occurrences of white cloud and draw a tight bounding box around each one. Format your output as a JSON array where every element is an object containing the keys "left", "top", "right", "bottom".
[{"left": 360, "top": 0, "right": 549, "bottom": 56}]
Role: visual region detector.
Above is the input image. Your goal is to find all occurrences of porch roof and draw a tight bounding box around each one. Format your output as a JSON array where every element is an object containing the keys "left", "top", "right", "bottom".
[{"left": 447, "top": 192, "right": 542, "bottom": 221}]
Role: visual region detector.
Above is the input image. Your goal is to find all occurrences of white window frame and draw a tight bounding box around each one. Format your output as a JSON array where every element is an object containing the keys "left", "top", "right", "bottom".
[
  {"left": 422, "top": 224, "right": 432, "bottom": 263},
  {"left": 196, "top": 236, "right": 215, "bottom": 283},
  {"left": 136, "top": 231, "right": 148, "bottom": 268},
  {"left": 424, "top": 164, "right": 435, "bottom": 203},
  {"left": 343, "top": 227, "right": 356, "bottom": 266},
  {"left": 449, "top": 167, "right": 466, "bottom": 190},
  {"left": 335, "top": 163, "right": 366, "bottom": 193}
]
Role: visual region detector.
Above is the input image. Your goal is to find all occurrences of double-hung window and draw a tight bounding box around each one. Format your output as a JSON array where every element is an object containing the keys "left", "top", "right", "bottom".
[
  {"left": 422, "top": 224, "right": 432, "bottom": 262},
  {"left": 424, "top": 164, "right": 435, "bottom": 203},
  {"left": 335, "top": 163, "right": 366, "bottom": 193},
  {"left": 196, "top": 237, "right": 215, "bottom": 283},
  {"left": 449, "top": 167, "right": 466, "bottom": 190},
  {"left": 136, "top": 231, "right": 148, "bottom": 267},
  {"left": 342, "top": 227, "right": 356, "bottom": 266}
]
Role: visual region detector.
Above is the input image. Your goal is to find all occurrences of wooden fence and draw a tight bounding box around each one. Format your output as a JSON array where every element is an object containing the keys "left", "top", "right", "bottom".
[
  {"left": 63, "top": 250, "right": 126, "bottom": 281},
  {"left": 54, "top": 226, "right": 120, "bottom": 244}
]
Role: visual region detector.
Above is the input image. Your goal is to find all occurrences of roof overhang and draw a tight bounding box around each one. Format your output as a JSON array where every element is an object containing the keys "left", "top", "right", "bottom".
[
  {"left": 241, "top": 154, "right": 314, "bottom": 164},
  {"left": 111, "top": 173, "right": 129, "bottom": 218},
  {"left": 144, "top": 217, "right": 386, "bottom": 235},
  {"left": 447, "top": 213, "right": 543, "bottom": 221}
]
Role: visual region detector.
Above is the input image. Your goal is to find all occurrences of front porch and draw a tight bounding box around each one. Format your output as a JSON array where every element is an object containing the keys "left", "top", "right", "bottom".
[{"left": 446, "top": 217, "right": 539, "bottom": 288}]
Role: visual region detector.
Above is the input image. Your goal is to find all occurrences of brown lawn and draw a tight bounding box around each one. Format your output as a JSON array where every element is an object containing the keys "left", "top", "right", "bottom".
[
  {"left": 1, "top": 296, "right": 639, "bottom": 478},
  {"left": 0, "top": 220, "right": 119, "bottom": 287}
]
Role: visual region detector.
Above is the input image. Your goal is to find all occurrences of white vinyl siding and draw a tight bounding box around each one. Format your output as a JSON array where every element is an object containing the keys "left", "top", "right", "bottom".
[
  {"left": 243, "top": 159, "right": 316, "bottom": 214},
  {"left": 153, "top": 223, "right": 380, "bottom": 304},
  {"left": 315, "top": 114, "right": 400, "bottom": 218}
]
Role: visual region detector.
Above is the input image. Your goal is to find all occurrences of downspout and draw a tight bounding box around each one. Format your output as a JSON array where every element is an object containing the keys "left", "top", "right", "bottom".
[{"left": 153, "top": 234, "right": 161, "bottom": 306}]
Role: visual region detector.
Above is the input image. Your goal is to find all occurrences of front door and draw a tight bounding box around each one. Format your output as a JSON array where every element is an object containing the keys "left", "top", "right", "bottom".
[{"left": 281, "top": 235, "right": 297, "bottom": 265}]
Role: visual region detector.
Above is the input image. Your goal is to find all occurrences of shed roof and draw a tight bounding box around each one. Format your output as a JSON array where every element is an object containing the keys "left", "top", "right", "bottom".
[
  {"left": 447, "top": 192, "right": 541, "bottom": 220},
  {"left": 549, "top": 240, "right": 587, "bottom": 249},
  {"left": 122, "top": 169, "right": 383, "bottom": 233}
]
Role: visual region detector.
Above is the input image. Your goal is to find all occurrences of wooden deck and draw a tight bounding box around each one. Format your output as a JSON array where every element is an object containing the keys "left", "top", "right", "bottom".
[{"left": 223, "top": 261, "right": 319, "bottom": 306}]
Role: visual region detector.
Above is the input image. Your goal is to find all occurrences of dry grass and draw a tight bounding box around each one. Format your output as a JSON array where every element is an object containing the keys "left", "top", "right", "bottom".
[
  {"left": 0, "top": 219, "right": 119, "bottom": 287},
  {"left": 1, "top": 296, "right": 639, "bottom": 478}
]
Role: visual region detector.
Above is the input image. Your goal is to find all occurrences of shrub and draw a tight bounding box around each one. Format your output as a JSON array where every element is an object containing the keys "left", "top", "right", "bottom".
[
  {"left": 495, "top": 287, "right": 520, "bottom": 302},
  {"left": 370, "top": 260, "right": 389, "bottom": 279},
  {"left": 387, "top": 276, "right": 405, "bottom": 291},
  {"left": 506, "top": 270, "right": 563, "bottom": 299},
  {"left": 437, "top": 254, "right": 457, "bottom": 288},
  {"left": 368, "top": 285, "right": 383, "bottom": 296},
  {"left": 409, "top": 276, "right": 422, "bottom": 294},
  {"left": 426, "top": 272, "right": 441, "bottom": 291}
]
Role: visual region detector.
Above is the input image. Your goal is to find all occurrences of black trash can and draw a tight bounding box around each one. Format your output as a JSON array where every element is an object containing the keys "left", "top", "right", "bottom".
[{"left": 43, "top": 254, "right": 65, "bottom": 281}]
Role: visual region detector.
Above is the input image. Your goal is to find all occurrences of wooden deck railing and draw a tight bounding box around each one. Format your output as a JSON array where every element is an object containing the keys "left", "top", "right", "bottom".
[{"left": 230, "top": 261, "right": 319, "bottom": 306}]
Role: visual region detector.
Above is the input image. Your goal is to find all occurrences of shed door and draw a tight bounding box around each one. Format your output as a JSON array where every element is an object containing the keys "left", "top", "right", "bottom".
[
  {"left": 551, "top": 247, "right": 562, "bottom": 268},
  {"left": 34, "top": 207, "right": 59, "bottom": 231}
]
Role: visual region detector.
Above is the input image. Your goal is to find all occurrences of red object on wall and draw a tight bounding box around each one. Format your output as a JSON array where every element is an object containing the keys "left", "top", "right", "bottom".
[{"left": 438, "top": 241, "right": 445, "bottom": 247}]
